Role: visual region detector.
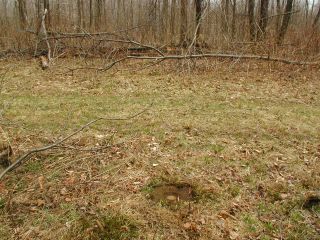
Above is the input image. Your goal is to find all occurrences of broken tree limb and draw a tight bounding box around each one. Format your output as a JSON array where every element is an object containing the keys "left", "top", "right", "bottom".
[
  {"left": 67, "top": 52, "right": 319, "bottom": 73},
  {"left": 124, "top": 53, "right": 319, "bottom": 65},
  {"left": 0, "top": 104, "right": 152, "bottom": 181},
  {"left": 35, "top": 9, "right": 51, "bottom": 69}
]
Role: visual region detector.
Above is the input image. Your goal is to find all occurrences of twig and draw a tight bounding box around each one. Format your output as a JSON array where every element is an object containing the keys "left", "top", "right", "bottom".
[{"left": 0, "top": 104, "right": 152, "bottom": 181}]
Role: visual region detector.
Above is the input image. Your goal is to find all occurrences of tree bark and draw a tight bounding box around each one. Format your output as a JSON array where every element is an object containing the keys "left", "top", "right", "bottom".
[
  {"left": 171, "top": 0, "right": 176, "bottom": 38},
  {"left": 90, "top": 0, "right": 94, "bottom": 29},
  {"left": 277, "top": 0, "right": 294, "bottom": 44},
  {"left": 43, "top": 0, "right": 50, "bottom": 28},
  {"left": 2, "top": 0, "right": 8, "bottom": 20},
  {"left": 180, "top": 0, "right": 188, "bottom": 45},
  {"left": 257, "top": 0, "right": 269, "bottom": 40},
  {"left": 161, "top": 0, "right": 169, "bottom": 42},
  {"left": 195, "top": 0, "right": 203, "bottom": 39},
  {"left": 95, "top": 0, "right": 102, "bottom": 30},
  {"left": 275, "top": 0, "right": 281, "bottom": 33},
  {"left": 56, "top": 0, "right": 60, "bottom": 25},
  {"left": 77, "top": 0, "right": 85, "bottom": 30},
  {"left": 231, "top": 0, "right": 237, "bottom": 39},
  {"left": 222, "top": 0, "right": 230, "bottom": 33},
  {"left": 248, "top": 0, "right": 255, "bottom": 41},
  {"left": 313, "top": 5, "right": 320, "bottom": 28},
  {"left": 17, "top": 0, "right": 28, "bottom": 29}
]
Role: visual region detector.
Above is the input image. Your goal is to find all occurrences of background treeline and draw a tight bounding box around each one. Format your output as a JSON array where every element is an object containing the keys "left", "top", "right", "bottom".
[{"left": 0, "top": 0, "right": 320, "bottom": 57}]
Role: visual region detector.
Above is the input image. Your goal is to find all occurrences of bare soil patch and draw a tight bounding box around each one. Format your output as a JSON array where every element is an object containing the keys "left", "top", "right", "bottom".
[{"left": 150, "top": 183, "right": 196, "bottom": 204}]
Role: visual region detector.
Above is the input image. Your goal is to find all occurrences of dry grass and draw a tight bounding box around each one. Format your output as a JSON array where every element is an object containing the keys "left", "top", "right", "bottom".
[{"left": 0, "top": 58, "right": 319, "bottom": 239}]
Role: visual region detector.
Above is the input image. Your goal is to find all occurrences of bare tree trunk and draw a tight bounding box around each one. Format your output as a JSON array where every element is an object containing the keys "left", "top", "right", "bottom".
[
  {"left": 248, "top": 0, "right": 255, "bottom": 41},
  {"left": 90, "top": 0, "right": 94, "bottom": 29},
  {"left": 276, "top": 0, "right": 281, "bottom": 33},
  {"left": 305, "top": 0, "right": 309, "bottom": 24},
  {"left": 195, "top": 0, "right": 203, "bottom": 40},
  {"left": 277, "top": 0, "right": 294, "bottom": 44},
  {"left": 171, "top": 0, "right": 177, "bottom": 40},
  {"left": 129, "top": 0, "right": 134, "bottom": 28},
  {"left": 2, "top": 0, "right": 8, "bottom": 20},
  {"left": 161, "top": 0, "right": 169, "bottom": 42},
  {"left": 56, "top": 0, "right": 60, "bottom": 26},
  {"left": 77, "top": 0, "right": 84, "bottom": 30},
  {"left": 17, "top": 0, "right": 28, "bottom": 29},
  {"left": 95, "top": 0, "right": 102, "bottom": 30},
  {"left": 311, "top": 0, "right": 315, "bottom": 16},
  {"left": 221, "top": 0, "right": 230, "bottom": 33},
  {"left": 231, "top": 0, "right": 237, "bottom": 39},
  {"left": 313, "top": 5, "right": 320, "bottom": 28},
  {"left": 257, "top": 0, "right": 269, "bottom": 40},
  {"left": 180, "top": 0, "right": 188, "bottom": 46},
  {"left": 43, "top": 0, "right": 50, "bottom": 28}
]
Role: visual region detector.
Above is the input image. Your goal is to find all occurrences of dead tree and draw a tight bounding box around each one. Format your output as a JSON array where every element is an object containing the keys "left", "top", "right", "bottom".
[
  {"left": 195, "top": 0, "right": 204, "bottom": 40},
  {"left": 231, "top": 0, "right": 237, "bottom": 39},
  {"left": 90, "top": 0, "right": 94, "bottom": 29},
  {"left": 171, "top": 0, "right": 177, "bottom": 39},
  {"left": 95, "top": 0, "right": 103, "bottom": 30},
  {"left": 43, "top": 0, "right": 50, "bottom": 28},
  {"left": 161, "top": 0, "right": 169, "bottom": 42},
  {"left": 257, "top": 0, "right": 269, "bottom": 40},
  {"left": 17, "top": 0, "right": 28, "bottom": 29},
  {"left": 277, "top": 0, "right": 294, "bottom": 44},
  {"left": 180, "top": 0, "right": 188, "bottom": 46},
  {"left": 221, "top": 0, "right": 230, "bottom": 34},
  {"left": 313, "top": 5, "right": 320, "bottom": 28},
  {"left": 248, "top": 0, "right": 255, "bottom": 41},
  {"left": 77, "top": 0, "right": 85, "bottom": 30},
  {"left": 56, "top": 0, "right": 61, "bottom": 25},
  {"left": 275, "top": 0, "right": 281, "bottom": 33}
]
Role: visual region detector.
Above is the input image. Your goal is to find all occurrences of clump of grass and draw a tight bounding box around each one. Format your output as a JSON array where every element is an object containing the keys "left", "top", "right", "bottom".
[
  {"left": 0, "top": 197, "right": 5, "bottom": 209},
  {"left": 67, "top": 212, "right": 138, "bottom": 240}
]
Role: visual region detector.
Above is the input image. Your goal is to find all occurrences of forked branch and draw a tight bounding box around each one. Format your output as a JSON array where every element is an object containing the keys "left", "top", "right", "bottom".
[{"left": 0, "top": 104, "right": 152, "bottom": 181}]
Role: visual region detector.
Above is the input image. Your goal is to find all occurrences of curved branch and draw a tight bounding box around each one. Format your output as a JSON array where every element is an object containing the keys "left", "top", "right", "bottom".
[{"left": 0, "top": 104, "right": 152, "bottom": 181}]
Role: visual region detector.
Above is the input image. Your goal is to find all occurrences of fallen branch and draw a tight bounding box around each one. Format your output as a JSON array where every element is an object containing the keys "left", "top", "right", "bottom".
[
  {"left": 0, "top": 104, "right": 152, "bottom": 181},
  {"left": 68, "top": 52, "right": 319, "bottom": 73},
  {"left": 124, "top": 53, "right": 319, "bottom": 65}
]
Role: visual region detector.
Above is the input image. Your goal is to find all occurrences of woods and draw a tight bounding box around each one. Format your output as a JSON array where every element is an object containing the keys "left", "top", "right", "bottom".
[{"left": 0, "top": 0, "right": 319, "bottom": 57}]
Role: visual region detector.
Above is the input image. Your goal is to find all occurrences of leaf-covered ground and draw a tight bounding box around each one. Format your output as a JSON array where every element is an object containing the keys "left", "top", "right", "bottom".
[{"left": 0, "top": 59, "right": 319, "bottom": 239}]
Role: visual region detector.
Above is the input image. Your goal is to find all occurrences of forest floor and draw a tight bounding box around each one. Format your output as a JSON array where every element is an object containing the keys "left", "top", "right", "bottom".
[{"left": 0, "top": 58, "right": 319, "bottom": 240}]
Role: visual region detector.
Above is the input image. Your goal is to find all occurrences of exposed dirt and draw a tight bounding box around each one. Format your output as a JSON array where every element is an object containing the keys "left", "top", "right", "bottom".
[{"left": 150, "top": 183, "right": 196, "bottom": 204}]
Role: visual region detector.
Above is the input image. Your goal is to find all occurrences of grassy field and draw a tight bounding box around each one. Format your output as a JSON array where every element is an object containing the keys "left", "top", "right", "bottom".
[{"left": 0, "top": 58, "right": 319, "bottom": 239}]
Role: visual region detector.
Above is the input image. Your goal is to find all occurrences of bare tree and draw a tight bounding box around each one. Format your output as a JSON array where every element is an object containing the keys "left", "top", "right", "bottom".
[
  {"left": 277, "top": 0, "right": 294, "bottom": 44},
  {"left": 313, "top": 4, "right": 320, "bottom": 28},
  {"left": 195, "top": 0, "right": 204, "bottom": 40},
  {"left": 257, "top": 0, "right": 269, "bottom": 40},
  {"left": 171, "top": 0, "right": 177, "bottom": 39},
  {"left": 231, "top": 0, "right": 237, "bottom": 39},
  {"left": 56, "top": 0, "right": 60, "bottom": 25},
  {"left": 95, "top": 0, "right": 103, "bottom": 30},
  {"left": 275, "top": 0, "right": 281, "bottom": 33},
  {"left": 161, "top": 0, "right": 169, "bottom": 42},
  {"left": 77, "top": 0, "right": 85, "bottom": 30},
  {"left": 2, "top": 0, "right": 8, "bottom": 20},
  {"left": 248, "top": 0, "right": 255, "bottom": 41},
  {"left": 221, "top": 0, "right": 230, "bottom": 34},
  {"left": 180, "top": 0, "right": 188, "bottom": 45},
  {"left": 90, "top": 0, "right": 94, "bottom": 29},
  {"left": 17, "top": 0, "right": 28, "bottom": 29},
  {"left": 43, "top": 0, "right": 50, "bottom": 27}
]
